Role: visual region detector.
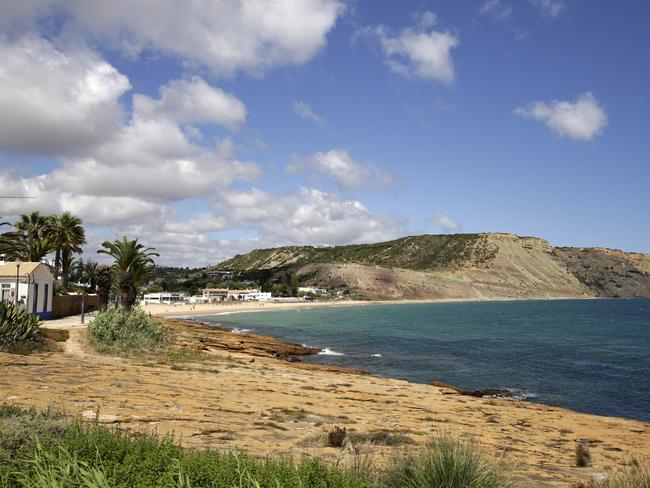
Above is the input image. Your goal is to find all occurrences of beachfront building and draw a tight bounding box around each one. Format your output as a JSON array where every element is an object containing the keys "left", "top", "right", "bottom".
[
  {"left": 142, "top": 292, "right": 187, "bottom": 305},
  {"left": 201, "top": 288, "right": 272, "bottom": 302},
  {"left": 0, "top": 260, "right": 54, "bottom": 319}
]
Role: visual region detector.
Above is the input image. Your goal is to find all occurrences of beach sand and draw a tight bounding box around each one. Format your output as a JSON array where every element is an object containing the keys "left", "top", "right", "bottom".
[{"left": 1, "top": 308, "right": 648, "bottom": 487}]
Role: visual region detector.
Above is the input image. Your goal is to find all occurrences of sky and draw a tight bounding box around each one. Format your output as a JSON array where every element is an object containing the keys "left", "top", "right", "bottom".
[{"left": 0, "top": 0, "right": 649, "bottom": 266}]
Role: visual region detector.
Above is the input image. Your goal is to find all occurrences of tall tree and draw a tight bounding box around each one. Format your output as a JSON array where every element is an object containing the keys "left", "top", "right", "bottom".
[
  {"left": 45, "top": 212, "right": 86, "bottom": 287},
  {"left": 0, "top": 212, "right": 52, "bottom": 262},
  {"left": 97, "top": 237, "right": 159, "bottom": 310}
]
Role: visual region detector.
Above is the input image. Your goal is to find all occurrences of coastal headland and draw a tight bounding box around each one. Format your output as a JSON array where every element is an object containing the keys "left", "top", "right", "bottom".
[{"left": 1, "top": 304, "right": 649, "bottom": 487}]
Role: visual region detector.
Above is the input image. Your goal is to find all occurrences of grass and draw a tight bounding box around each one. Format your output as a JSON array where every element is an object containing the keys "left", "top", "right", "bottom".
[
  {"left": 572, "top": 460, "right": 650, "bottom": 488},
  {"left": 88, "top": 306, "right": 168, "bottom": 353},
  {"left": 381, "top": 434, "right": 518, "bottom": 488},
  {"left": 0, "top": 406, "right": 373, "bottom": 488},
  {"left": 0, "top": 405, "right": 525, "bottom": 488}
]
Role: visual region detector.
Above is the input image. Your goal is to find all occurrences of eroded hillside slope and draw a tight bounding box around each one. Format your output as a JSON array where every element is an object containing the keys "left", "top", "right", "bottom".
[{"left": 216, "top": 233, "right": 650, "bottom": 300}]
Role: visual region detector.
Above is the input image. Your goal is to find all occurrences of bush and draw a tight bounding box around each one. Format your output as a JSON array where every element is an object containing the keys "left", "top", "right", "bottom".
[
  {"left": 88, "top": 306, "right": 167, "bottom": 352},
  {"left": 0, "top": 301, "right": 40, "bottom": 350},
  {"left": 576, "top": 442, "right": 592, "bottom": 467},
  {"left": 382, "top": 434, "right": 518, "bottom": 488},
  {"left": 572, "top": 460, "right": 650, "bottom": 488}
]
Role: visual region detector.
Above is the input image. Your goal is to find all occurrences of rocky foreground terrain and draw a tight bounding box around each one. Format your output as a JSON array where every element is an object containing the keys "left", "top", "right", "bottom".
[
  {"left": 218, "top": 233, "right": 650, "bottom": 300},
  {"left": 2, "top": 317, "right": 649, "bottom": 487}
]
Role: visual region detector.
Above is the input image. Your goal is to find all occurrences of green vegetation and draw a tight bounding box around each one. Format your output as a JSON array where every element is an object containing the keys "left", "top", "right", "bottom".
[
  {"left": 97, "top": 237, "right": 158, "bottom": 310},
  {"left": 0, "top": 406, "right": 527, "bottom": 487},
  {"left": 381, "top": 434, "right": 517, "bottom": 488},
  {"left": 88, "top": 306, "right": 167, "bottom": 352},
  {"left": 0, "top": 301, "right": 40, "bottom": 351},
  {"left": 217, "top": 234, "right": 498, "bottom": 274},
  {"left": 0, "top": 212, "right": 87, "bottom": 287},
  {"left": 0, "top": 406, "right": 373, "bottom": 488}
]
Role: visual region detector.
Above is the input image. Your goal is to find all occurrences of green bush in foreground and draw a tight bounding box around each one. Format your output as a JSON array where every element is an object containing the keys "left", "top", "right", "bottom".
[
  {"left": 88, "top": 306, "right": 167, "bottom": 352},
  {"left": 382, "top": 434, "right": 517, "bottom": 488},
  {"left": 0, "top": 301, "right": 40, "bottom": 350}
]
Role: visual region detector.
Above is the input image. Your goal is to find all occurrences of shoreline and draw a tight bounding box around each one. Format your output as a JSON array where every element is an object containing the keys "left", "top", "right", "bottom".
[
  {"left": 165, "top": 300, "right": 649, "bottom": 425},
  {"left": 143, "top": 294, "right": 600, "bottom": 319}
]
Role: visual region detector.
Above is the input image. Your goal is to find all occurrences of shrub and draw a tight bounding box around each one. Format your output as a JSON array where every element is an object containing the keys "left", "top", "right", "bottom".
[
  {"left": 88, "top": 306, "right": 167, "bottom": 352},
  {"left": 576, "top": 442, "right": 592, "bottom": 467},
  {"left": 382, "top": 434, "right": 518, "bottom": 488},
  {"left": 572, "top": 460, "right": 650, "bottom": 488},
  {"left": 329, "top": 426, "right": 347, "bottom": 448},
  {"left": 0, "top": 300, "right": 40, "bottom": 350}
]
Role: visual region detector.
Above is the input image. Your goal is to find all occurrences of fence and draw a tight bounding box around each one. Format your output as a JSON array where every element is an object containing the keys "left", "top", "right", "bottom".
[{"left": 51, "top": 295, "right": 99, "bottom": 319}]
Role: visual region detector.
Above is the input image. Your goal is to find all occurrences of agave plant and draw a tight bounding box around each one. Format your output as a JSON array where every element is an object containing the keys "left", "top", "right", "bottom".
[{"left": 0, "top": 300, "right": 41, "bottom": 348}]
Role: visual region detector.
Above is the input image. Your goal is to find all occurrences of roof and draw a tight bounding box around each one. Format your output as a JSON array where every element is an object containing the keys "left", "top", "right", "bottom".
[{"left": 0, "top": 262, "right": 51, "bottom": 279}]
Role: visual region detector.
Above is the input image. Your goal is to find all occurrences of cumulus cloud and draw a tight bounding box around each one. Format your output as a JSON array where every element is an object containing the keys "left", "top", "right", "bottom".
[
  {"left": 134, "top": 77, "right": 247, "bottom": 130},
  {"left": 292, "top": 100, "right": 325, "bottom": 127},
  {"left": 4, "top": 0, "right": 345, "bottom": 77},
  {"left": 0, "top": 36, "right": 130, "bottom": 156},
  {"left": 515, "top": 92, "right": 608, "bottom": 141},
  {"left": 216, "top": 187, "right": 405, "bottom": 246},
  {"left": 364, "top": 11, "right": 459, "bottom": 83},
  {"left": 530, "top": 0, "right": 566, "bottom": 17},
  {"left": 479, "top": 0, "right": 513, "bottom": 21},
  {"left": 431, "top": 213, "right": 461, "bottom": 232},
  {"left": 287, "top": 148, "right": 394, "bottom": 191}
]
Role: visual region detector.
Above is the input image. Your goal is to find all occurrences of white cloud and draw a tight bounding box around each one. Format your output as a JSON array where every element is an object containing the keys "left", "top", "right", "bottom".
[
  {"left": 216, "top": 187, "right": 405, "bottom": 246},
  {"left": 432, "top": 213, "right": 461, "bottom": 232},
  {"left": 0, "top": 35, "right": 130, "bottom": 156},
  {"left": 479, "top": 0, "right": 513, "bottom": 21},
  {"left": 530, "top": 0, "right": 566, "bottom": 17},
  {"left": 515, "top": 92, "right": 607, "bottom": 141},
  {"left": 366, "top": 12, "right": 459, "bottom": 83},
  {"left": 287, "top": 148, "right": 394, "bottom": 191},
  {"left": 7, "top": 0, "right": 345, "bottom": 77},
  {"left": 134, "top": 77, "right": 247, "bottom": 130},
  {"left": 292, "top": 100, "right": 325, "bottom": 127}
]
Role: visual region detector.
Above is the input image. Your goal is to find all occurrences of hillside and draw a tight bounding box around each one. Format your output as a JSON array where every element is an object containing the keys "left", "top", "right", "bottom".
[{"left": 216, "top": 233, "right": 650, "bottom": 300}]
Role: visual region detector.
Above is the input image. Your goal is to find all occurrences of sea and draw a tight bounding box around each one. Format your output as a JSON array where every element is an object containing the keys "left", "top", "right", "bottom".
[{"left": 194, "top": 299, "right": 650, "bottom": 422}]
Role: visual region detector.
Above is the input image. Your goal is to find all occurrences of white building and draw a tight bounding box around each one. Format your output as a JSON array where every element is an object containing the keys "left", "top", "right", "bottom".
[
  {"left": 142, "top": 292, "right": 187, "bottom": 305},
  {"left": 0, "top": 261, "right": 54, "bottom": 319},
  {"left": 201, "top": 288, "right": 272, "bottom": 302}
]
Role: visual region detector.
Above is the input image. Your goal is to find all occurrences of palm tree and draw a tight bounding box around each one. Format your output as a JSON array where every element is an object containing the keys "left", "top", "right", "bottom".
[
  {"left": 0, "top": 212, "right": 52, "bottom": 261},
  {"left": 0, "top": 233, "right": 52, "bottom": 261},
  {"left": 97, "top": 237, "right": 158, "bottom": 310},
  {"left": 46, "top": 212, "right": 86, "bottom": 287}
]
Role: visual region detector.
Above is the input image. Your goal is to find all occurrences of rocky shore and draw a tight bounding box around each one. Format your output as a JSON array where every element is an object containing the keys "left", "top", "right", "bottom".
[{"left": 1, "top": 315, "right": 649, "bottom": 487}]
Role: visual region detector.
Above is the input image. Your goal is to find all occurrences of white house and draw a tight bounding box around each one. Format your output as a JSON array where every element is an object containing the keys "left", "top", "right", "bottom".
[
  {"left": 0, "top": 260, "right": 54, "bottom": 319},
  {"left": 142, "top": 292, "right": 187, "bottom": 305}
]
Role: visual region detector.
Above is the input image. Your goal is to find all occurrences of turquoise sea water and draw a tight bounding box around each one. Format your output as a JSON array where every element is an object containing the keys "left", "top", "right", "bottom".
[{"left": 196, "top": 299, "right": 650, "bottom": 421}]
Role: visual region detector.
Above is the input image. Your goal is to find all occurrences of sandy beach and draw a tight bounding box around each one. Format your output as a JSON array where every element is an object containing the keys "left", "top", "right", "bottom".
[{"left": 0, "top": 311, "right": 648, "bottom": 487}]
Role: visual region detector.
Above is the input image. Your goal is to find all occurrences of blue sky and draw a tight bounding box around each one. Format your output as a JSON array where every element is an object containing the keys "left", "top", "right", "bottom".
[{"left": 0, "top": 0, "right": 648, "bottom": 265}]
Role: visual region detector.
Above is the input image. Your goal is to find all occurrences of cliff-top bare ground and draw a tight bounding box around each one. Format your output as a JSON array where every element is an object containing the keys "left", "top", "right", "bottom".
[{"left": 1, "top": 314, "right": 649, "bottom": 487}]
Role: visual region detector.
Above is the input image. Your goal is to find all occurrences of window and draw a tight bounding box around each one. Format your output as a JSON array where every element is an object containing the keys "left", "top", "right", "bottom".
[
  {"left": 1, "top": 284, "right": 10, "bottom": 302},
  {"left": 33, "top": 283, "right": 39, "bottom": 313},
  {"left": 43, "top": 284, "right": 49, "bottom": 312}
]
